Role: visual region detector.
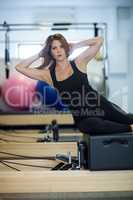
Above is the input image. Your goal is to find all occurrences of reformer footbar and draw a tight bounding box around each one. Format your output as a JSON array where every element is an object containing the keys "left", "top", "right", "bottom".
[{"left": 51, "top": 141, "right": 87, "bottom": 170}]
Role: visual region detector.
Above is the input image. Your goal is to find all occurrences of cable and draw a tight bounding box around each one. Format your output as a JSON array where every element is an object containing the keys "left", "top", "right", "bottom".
[
  {"left": 0, "top": 161, "right": 20, "bottom": 171},
  {"left": 0, "top": 138, "right": 27, "bottom": 143},
  {"left": 0, "top": 138, "right": 9, "bottom": 142},
  {"left": 3, "top": 160, "right": 51, "bottom": 169},
  {"left": 0, "top": 131, "right": 38, "bottom": 139},
  {"left": 0, "top": 151, "right": 55, "bottom": 160}
]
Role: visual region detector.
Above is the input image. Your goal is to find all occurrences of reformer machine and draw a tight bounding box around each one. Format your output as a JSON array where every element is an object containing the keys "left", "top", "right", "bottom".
[{"left": 53, "top": 133, "right": 133, "bottom": 171}]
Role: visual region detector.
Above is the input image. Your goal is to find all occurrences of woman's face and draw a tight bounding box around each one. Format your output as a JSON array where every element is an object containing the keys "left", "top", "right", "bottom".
[{"left": 51, "top": 40, "right": 67, "bottom": 62}]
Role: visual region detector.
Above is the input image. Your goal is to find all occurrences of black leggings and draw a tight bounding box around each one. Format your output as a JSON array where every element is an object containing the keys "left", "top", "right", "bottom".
[{"left": 76, "top": 104, "right": 133, "bottom": 135}]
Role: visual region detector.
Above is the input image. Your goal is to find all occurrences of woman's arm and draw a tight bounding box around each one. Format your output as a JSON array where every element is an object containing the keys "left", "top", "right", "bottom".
[
  {"left": 15, "top": 53, "right": 52, "bottom": 85},
  {"left": 71, "top": 36, "right": 103, "bottom": 67}
]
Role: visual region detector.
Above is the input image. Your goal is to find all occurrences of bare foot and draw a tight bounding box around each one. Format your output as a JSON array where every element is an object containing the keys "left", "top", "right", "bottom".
[{"left": 130, "top": 125, "right": 133, "bottom": 133}]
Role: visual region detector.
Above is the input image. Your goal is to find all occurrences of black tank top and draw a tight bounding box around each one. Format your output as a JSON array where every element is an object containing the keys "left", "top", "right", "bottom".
[{"left": 49, "top": 60, "right": 105, "bottom": 123}]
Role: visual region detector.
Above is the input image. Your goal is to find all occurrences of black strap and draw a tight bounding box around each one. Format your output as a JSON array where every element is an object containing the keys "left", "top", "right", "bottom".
[
  {"left": 70, "top": 60, "right": 80, "bottom": 73},
  {"left": 49, "top": 60, "right": 79, "bottom": 86},
  {"left": 49, "top": 63, "right": 58, "bottom": 87}
]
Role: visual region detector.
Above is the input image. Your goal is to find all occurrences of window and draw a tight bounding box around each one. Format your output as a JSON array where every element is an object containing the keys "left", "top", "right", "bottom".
[{"left": 18, "top": 43, "right": 42, "bottom": 59}]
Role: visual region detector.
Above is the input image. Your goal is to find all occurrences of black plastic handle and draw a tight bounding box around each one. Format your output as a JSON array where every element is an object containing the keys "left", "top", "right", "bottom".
[{"left": 103, "top": 138, "right": 128, "bottom": 146}]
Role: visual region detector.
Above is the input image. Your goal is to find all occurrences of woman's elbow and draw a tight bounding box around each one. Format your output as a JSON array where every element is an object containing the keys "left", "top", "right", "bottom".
[
  {"left": 97, "top": 36, "right": 104, "bottom": 45},
  {"left": 15, "top": 64, "right": 20, "bottom": 71},
  {"left": 15, "top": 64, "right": 23, "bottom": 73}
]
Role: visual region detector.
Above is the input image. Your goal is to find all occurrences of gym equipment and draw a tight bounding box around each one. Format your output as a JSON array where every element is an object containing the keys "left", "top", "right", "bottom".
[
  {"left": 95, "top": 51, "right": 104, "bottom": 61},
  {"left": 36, "top": 80, "right": 68, "bottom": 110},
  {"left": 36, "top": 81, "right": 58, "bottom": 106},
  {"left": 37, "top": 124, "right": 52, "bottom": 142},
  {"left": 54, "top": 151, "right": 78, "bottom": 170},
  {"left": 38, "top": 120, "right": 59, "bottom": 142},
  {"left": 77, "top": 133, "right": 133, "bottom": 170},
  {"left": 2, "top": 74, "right": 36, "bottom": 110},
  {"left": 3, "top": 21, "right": 10, "bottom": 79},
  {"left": 53, "top": 141, "right": 88, "bottom": 170},
  {"left": 86, "top": 23, "right": 108, "bottom": 97},
  {"left": 0, "top": 85, "right": 1, "bottom": 98},
  {"left": 53, "top": 132, "right": 133, "bottom": 171},
  {"left": 88, "top": 133, "right": 133, "bottom": 170},
  {"left": 0, "top": 142, "right": 77, "bottom": 159},
  {"left": 0, "top": 129, "right": 82, "bottom": 143},
  {"left": 0, "top": 113, "right": 74, "bottom": 126},
  {"left": 51, "top": 119, "right": 59, "bottom": 142},
  {"left": 87, "top": 60, "right": 105, "bottom": 94},
  {"left": 0, "top": 170, "right": 133, "bottom": 198},
  {"left": 0, "top": 141, "right": 133, "bottom": 199},
  {"left": 53, "top": 141, "right": 87, "bottom": 170},
  {"left": 93, "top": 23, "right": 104, "bottom": 61}
]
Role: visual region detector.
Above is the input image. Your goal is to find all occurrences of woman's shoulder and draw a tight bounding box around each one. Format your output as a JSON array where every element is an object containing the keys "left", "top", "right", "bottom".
[{"left": 71, "top": 59, "right": 87, "bottom": 74}]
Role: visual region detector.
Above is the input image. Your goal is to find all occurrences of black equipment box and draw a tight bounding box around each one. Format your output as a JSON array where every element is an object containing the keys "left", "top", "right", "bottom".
[{"left": 87, "top": 133, "right": 133, "bottom": 170}]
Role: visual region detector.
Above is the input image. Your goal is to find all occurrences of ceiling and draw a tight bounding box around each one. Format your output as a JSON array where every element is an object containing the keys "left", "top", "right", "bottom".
[{"left": 0, "top": 0, "right": 133, "bottom": 24}]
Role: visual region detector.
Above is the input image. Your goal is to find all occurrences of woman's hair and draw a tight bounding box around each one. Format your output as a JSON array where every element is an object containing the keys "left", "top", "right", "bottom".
[{"left": 39, "top": 33, "right": 70, "bottom": 69}]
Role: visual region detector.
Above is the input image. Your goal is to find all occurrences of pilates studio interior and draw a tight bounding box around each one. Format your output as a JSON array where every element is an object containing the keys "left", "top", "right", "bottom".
[{"left": 0, "top": 0, "right": 133, "bottom": 199}]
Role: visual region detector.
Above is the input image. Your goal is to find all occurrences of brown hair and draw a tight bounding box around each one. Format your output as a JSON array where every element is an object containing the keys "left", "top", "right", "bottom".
[{"left": 39, "top": 33, "right": 70, "bottom": 69}]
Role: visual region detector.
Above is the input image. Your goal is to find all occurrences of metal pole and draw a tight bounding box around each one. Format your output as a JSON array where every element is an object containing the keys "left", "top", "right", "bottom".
[{"left": 3, "top": 21, "right": 10, "bottom": 79}]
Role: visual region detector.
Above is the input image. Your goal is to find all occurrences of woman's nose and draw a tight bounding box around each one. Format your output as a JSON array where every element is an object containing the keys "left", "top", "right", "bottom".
[{"left": 57, "top": 49, "right": 61, "bottom": 53}]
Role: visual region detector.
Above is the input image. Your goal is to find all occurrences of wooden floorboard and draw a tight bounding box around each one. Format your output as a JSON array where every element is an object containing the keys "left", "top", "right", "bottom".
[
  {"left": 0, "top": 159, "right": 59, "bottom": 171},
  {"left": 0, "top": 142, "right": 77, "bottom": 159},
  {"left": 0, "top": 170, "right": 133, "bottom": 199},
  {"left": 0, "top": 130, "right": 83, "bottom": 143},
  {"left": 0, "top": 114, "right": 74, "bottom": 125}
]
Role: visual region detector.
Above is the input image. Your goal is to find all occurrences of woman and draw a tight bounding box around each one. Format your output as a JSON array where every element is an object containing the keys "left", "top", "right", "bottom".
[{"left": 16, "top": 33, "right": 133, "bottom": 135}]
